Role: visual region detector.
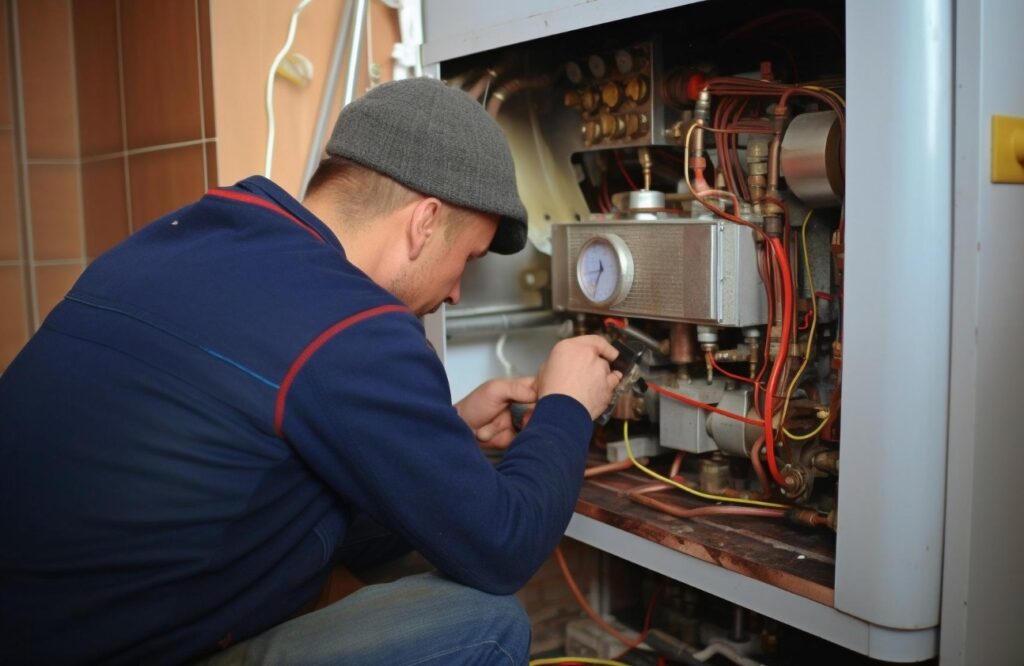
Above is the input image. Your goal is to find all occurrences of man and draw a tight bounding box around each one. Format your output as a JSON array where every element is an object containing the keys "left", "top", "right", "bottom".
[{"left": 0, "top": 78, "right": 619, "bottom": 664}]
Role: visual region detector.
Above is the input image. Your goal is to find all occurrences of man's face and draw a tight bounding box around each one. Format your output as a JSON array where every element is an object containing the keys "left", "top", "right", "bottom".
[{"left": 390, "top": 211, "right": 500, "bottom": 317}]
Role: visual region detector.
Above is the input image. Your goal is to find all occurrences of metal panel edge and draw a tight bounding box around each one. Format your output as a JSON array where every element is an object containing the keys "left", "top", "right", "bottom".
[
  {"left": 566, "top": 514, "right": 939, "bottom": 662},
  {"left": 835, "top": 0, "right": 952, "bottom": 631},
  {"left": 421, "top": 0, "right": 696, "bottom": 65}
]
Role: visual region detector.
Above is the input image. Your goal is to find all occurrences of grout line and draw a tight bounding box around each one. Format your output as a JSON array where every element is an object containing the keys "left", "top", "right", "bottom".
[
  {"left": 193, "top": 0, "right": 208, "bottom": 187},
  {"left": 114, "top": 0, "right": 132, "bottom": 233},
  {"left": 32, "top": 258, "right": 85, "bottom": 267},
  {"left": 0, "top": 259, "right": 26, "bottom": 267},
  {"left": 65, "top": 0, "right": 87, "bottom": 281},
  {"left": 79, "top": 137, "right": 216, "bottom": 164},
  {"left": 26, "top": 156, "right": 81, "bottom": 165},
  {"left": 64, "top": 0, "right": 87, "bottom": 267},
  {"left": 9, "top": 0, "right": 40, "bottom": 330}
]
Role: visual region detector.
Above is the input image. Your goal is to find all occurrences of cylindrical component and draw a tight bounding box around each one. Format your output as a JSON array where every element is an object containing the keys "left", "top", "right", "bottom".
[
  {"left": 696, "top": 325, "right": 718, "bottom": 350},
  {"left": 707, "top": 389, "right": 758, "bottom": 456},
  {"left": 628, "top": 189, "right": 665, "bottom": 219},
  {"left": 699, "top": 454, "right": 731, "bottom": 494},
  {"left": 445, "top": 311, "right": 559, "bottom": 338},
  {"left": 564, "top": 61, "right": 584, "bottom": 85},
  {"left": 581, "top": 87, "right": 601, "bottom": 113},
  {"left": 624, "top": 75, "right": 649, "bottom": 103},
  {"left": 624, "top": 112, "right": 649, "bottom": 138},
  {"left": 563, "top": 89, "right": 581, "bottom": 109},
  {"left": 638, "top": 147, "right": 653, "bottom": 190},
  {"left": 731, "top": 606, "right": 749, "bottom": 642},
  {"left": 598, "top": 112, "right": 625, "bottom": 139},
  {"left": 581, "top": 121, "right": 602, "bottom": 146},
  {"left": 614, "top": 48, "right": 635, "bottom": 75},
  {"left": 600, "top": 81, "right": 622, "bottom": 110},
  {"left": 781, "top": 110, "right": 844, "bottom": 207},
  {"left": 670, "top": 323, "right": 698, "bottom": 364}
]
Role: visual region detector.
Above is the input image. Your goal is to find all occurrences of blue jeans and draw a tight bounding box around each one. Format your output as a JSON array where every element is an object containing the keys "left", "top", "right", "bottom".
[{"left": 201, "top": 572, "right": 531, "bottom": 665}]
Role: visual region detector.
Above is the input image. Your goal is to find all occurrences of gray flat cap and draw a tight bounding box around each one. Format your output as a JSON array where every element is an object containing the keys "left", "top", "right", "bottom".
[{"left": 327, "top": 78, "right": 528, "bottom": 255}]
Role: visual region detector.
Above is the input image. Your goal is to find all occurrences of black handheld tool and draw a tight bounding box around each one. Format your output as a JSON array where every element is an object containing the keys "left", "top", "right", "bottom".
[{"left": 596, "top": 339, "right": 647, "bottom": 425}]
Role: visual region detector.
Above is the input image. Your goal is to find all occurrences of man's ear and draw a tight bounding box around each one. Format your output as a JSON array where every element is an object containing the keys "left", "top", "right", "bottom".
[{"left": 406, "top": 198, "right": 443, "bottom": 261}]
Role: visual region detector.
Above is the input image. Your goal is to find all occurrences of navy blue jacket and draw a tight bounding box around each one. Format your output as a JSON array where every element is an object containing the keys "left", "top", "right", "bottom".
[{"left": 0, "top": 177, "right": 592, "bottom": 664}]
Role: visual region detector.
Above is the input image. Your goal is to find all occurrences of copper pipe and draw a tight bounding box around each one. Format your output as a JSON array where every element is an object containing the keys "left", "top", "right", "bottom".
[
  {"left": 630, "top": 481, "right": 675, "bottom": 495},
  {"left": 628, "top": 492, "right": 786, "bottom": 519},
  {"left": 748, "top": 435, "right": 773, "bottom": 500},
  {"left": 583, "top": 457, "right": 647, "bottom": 479},
  {"left": 486, "top": 75, "right": 554, "bottom": 117},
  {"left": 669, "top": 323, "right": 698, "bottom": 364},
  {"left": 669, "top": 452, "right": 685, "bottom": 478}
]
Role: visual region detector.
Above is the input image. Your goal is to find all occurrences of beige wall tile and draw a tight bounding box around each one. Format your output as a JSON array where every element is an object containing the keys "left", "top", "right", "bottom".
[
  {"left": 73, "top": 0, "right": 123, "bottom": 156},
  {"left": 0, "top": 0, "right": 12, "bottom": 127},
  {"left": 128, "top": 144, "right": 205, "bottom": 227},
  {"left": 210, "top": 0, "right": 400, "bottom": 196},
  {"left": 18, "top": 0, "right": 78, "bottom": 158},
  {"left": 29, "top": 163, "right": 82, "bottom": 260},
  {"left": 34, "top": 262, "right": 83, "bottom": 323},
  {"left": 120, "top": 0, "right": 201, "bottom": 148},
  {"left": 205, "top": 140, "right": 218, "bottom": 189},
  {"left": 82, "top": 156, "right": 128, "bottom": 257},
  {"left": 198, "top": 0, "right": 215, "bottom": 139},
  {"left": 0, "top": 130, "right": 21, "bottom": 260},
  {"left": 0, "top": 265, "right": 30, "bottom": 369}
]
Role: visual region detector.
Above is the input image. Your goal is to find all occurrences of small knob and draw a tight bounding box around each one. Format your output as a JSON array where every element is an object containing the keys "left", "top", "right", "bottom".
[
  {"left": 599, "top": 113, "right": 625, "bottom": 139},
  {"left": 625, "top": 75, "right": 649, "bottom": 104},
  {"left": 581, "top": 88, "right": 601, "bottom": 113},
  {"left": 625, "top": 113, "right": 649, "bottom": 138},
  {"left": 563, "top": 90, "right": 582, "bottom": 109},
  {"left": 564, "top": 61, "right": 584, "bottom": 85},
  {"left": 600, "top": 81, "right": 622, "bottom": 110},
  {"left": 581, "top": 121, "right": 602, "bottom": 146}
]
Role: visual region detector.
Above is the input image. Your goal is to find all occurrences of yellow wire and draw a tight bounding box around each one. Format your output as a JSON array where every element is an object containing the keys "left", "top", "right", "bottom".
[
  {"left": 785, "top": 415, "right": 830, "bottom": 441},
  {"left": 779, "top": 210, "right": 829, "bottom": 441},
  {"left": 532, "top": 655, "right": 626, "bottom": 659},
  {"left": 622, "top": 421, "right": 789, "bottom": 509}
]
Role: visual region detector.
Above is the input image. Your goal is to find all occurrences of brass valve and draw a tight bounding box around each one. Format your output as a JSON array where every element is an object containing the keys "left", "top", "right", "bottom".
[
  {"left": 624, "top": 113, "right": 649, "bottom": 138},
  {"left": 625, "top": 75, "right": 649, "bottom": 104},
  {"left": 601, "top": 81, "right": 623, "bottom": 110},
  {"left": 581, "top": 120, "right": 602, "bottom": 146},
  {"left": 598, "top": 113, "right": 625, "bottom": 139},
  {"left": 581, "top": 88, "right": 601, "bottom": 113},
  {"left": 563, "top": 89, "right": 582, "bottom": 109}
]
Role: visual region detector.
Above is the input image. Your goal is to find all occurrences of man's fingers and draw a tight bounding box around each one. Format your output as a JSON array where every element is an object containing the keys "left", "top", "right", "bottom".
[{"left": 504, "top": 376, "right": 538, "bottom": 405}]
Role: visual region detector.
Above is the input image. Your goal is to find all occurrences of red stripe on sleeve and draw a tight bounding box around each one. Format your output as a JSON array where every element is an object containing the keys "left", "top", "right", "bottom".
[
  {"left": 207, "top": 188, "right": 324, "bottom": 243},
  {"left": 274, "top": 304, "right": 410, "bottom": 437}
]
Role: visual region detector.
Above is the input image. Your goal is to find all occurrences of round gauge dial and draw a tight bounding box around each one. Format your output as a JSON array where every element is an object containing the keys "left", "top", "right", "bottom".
[
  {"left": 576, "top": 234, "right": 635, "bottom": 307},
  {"left": 587, "top": 54, "right": 607, "bottom": 79}
]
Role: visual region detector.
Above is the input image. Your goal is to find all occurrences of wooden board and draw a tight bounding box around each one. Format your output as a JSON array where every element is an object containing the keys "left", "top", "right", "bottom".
[{"left": 575, "top": 465, "right": 836, "bottom": 606}]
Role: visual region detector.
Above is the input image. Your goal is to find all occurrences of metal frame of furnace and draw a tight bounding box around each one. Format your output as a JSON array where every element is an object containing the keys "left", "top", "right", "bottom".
[{"left": 420, "top": 0, "right": 953, "bottom": 660}]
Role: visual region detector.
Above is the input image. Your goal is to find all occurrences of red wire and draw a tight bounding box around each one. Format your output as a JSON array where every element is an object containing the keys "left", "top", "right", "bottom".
[
  {"left": 648, "top": 382, "right": 763, "bottom": 426},
  {"left": 706, "top": 350, "right": 755, "bottom": 385},
  {"left": 763, "top": 236, "right": 795, "bottom": 485},
  {"left": 614, "top": 151, "right": 640, "bottom": 191},
  {"left": 611, "top": 584, "right": 662, "bottom": 660}
]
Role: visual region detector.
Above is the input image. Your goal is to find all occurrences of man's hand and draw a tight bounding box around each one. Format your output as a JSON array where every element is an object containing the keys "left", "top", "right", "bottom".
[
  {"left": 536, "top": 335, "right": 621, "bottom": 420},
  {"left": 455, "top": 377, "right": 537, "bottom": 449}
]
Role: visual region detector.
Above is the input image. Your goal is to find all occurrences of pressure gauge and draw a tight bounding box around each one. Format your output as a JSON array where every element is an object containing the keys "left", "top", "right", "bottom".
[
  {"left": 588, "top": 54, "right": 607, "bottom": 79},
  {"left": 576, "top": 234, "right": 635, "bottom": 307}
]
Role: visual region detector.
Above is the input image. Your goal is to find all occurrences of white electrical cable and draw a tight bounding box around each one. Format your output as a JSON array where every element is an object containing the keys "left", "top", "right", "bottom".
[
  {"left": 265, "top": 0, "right": 315, "bottom": 178},
  {"left": 495, "top": 329, "right": 515, "bottom": 377}
]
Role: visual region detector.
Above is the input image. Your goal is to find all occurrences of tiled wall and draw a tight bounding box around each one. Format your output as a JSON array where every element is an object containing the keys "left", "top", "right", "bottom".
[{"left": 0, "top": 0, "right": 215, "bottom": 370}]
